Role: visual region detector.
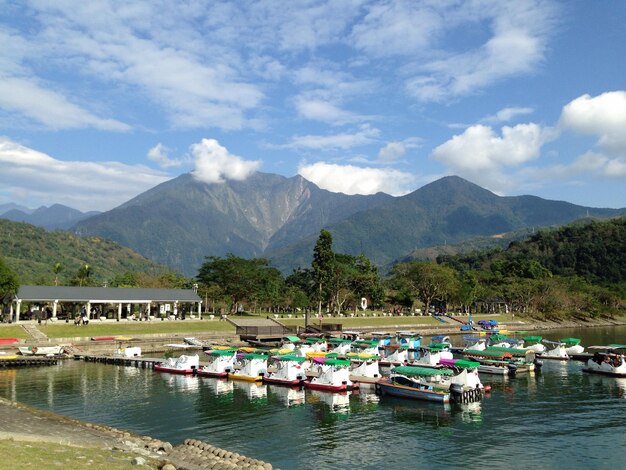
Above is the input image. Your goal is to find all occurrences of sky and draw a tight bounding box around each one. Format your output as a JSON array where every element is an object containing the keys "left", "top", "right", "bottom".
[{"left": 1, "top": 0, "right": 625, "bottom": 212}]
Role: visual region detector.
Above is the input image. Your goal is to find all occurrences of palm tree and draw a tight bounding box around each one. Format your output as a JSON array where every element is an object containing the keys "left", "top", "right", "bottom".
[
  {"left": 53, "top": 262, "right": 63, "bottom": 286},
  {"left": 77, "top": 264, "right": 91, "bottom": 287}
]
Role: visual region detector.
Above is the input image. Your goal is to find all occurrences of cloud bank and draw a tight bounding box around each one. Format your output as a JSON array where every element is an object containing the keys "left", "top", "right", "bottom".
[{"left": 191, "top": 139, "right": 261, "bottom": 184}]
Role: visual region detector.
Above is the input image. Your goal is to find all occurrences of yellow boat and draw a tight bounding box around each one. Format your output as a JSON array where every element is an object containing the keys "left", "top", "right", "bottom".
[
  {"left": 0, "top": 354, "right": 18, "bottom": 360},
  {"left": 228, "top": 373, "right": 262, "bottom": 382}
]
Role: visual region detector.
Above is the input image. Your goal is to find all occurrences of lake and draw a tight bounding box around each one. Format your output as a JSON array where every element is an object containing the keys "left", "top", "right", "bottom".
[{"left": 1, "top": 326, "right": 625, "bottom": 469}]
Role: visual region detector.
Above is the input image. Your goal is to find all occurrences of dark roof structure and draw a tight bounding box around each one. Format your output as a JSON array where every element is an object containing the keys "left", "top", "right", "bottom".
[{"left": 16, "top": 286, "right": 201, "bottom": 303}]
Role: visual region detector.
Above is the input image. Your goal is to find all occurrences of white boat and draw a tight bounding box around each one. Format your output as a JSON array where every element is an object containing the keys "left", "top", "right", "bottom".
[
  {"left": 114, "top": 346, "right": 141, "bottom": 357},
  {"left": 350, "top": 339, "right": 379, "bottom": 356},
  {"left": 462, "top": 336, "right": 486, "bottom": 351},
  {"left": 560, "top": 338, "right": 585, "bottom": 355},
  {"left": 18, "top": 346, "right": 63, "bottom": 356},
  {"left": 411, "top": 343, "right": 453, "bottom": 367},
  {"left": 305, "top": 358, "right": 357, "bottom": 392},
  {"left": 520, "top": 336, "right": 546, "bottom": 353},
  {"left": 263, "top": 355, "right": 307, "bottom": 386},
  {"left": 539, "top": 340, "right": 569, "bottom": 360},
  {"left": 154, "top": 354, "right": 200, "bottom": 375},
  {"left": 229, "top": 353, "right": 268, "bottom": 382},
  {"left": 379, "top": 344, "right": 409, "bottom": 366},
  {"left": 347, "top": 353, "right": 381, "bottom": 384},
  {"left": 583, "top": 345, "right": 626, "bottom": 377},
  {"left": 198, "top": 348, "right": 238, "bottom": 377},
  {"left": 327, "top": 338, "right": 353, "bottom": 356}
]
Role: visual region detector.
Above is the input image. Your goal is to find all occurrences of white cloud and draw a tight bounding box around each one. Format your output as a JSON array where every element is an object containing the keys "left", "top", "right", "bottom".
[
  {"left": 298, "top": 162, "right": 414, "bottom": 196},
  {"left": 405, "top": 1, "right": 557, "bottom": 101},
  {"left": 521, "top": 151, "right": 626, "bottom": 182},
  {"left": 560, "top": 91, "right": 626, "bottom": 155},
  {"left": 432, "top": 123, "right": 555, "bottom": 191},
  {"left": 483, "top": 107, "right": 534, "bottom": 123},
  {"left": 377, "top": 138, "right": 422, "bottom": 162},
  {"left": 147, "top": 143, "right": 182, "bottom": 169},
  {"left": 294, "top": 96, "right": 363, "bottom": 125},
  {"left": 0, "top": 77, "right": 130, "bottom": 131},
  {"left": 283, "top": 125, "right": 380, "bottom": 151},
  {"left": 191, "top": 138, "right": 260, "bottom": 184},
  {"left": 0, "top": 137, "right": 169, "bottom": 211}
]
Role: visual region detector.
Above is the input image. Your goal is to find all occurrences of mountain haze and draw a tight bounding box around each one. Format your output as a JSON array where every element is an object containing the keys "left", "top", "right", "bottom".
[
  {"left": 1, "top": 204, "right": 99, "bottom": 230},
  {"left": 72, "top": 173, "right": 626, "bottom": 275}
]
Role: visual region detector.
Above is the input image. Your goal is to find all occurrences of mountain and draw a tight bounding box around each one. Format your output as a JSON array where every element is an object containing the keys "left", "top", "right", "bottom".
[
  {"left": 73, "top": 172, "right": 393, "bottom": 276},
  {"left": 1, "top": 204, "right": 99, "bottom": 230},
  {"left": 71, "top": 173, "right": 625, "bottom": 275},
  {"left": 0, "top": 203, "right": 33, "bottom": 215},
  {"left": 265, "top": 176, "right": 626, "bottom": 271},
  {"left": 0, "top": 219, "right": 168, "bottom": 285}
]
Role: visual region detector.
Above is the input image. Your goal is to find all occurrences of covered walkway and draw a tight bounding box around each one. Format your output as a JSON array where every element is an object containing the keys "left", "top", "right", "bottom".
[{"left": 8, "top": 286, "right": 202, "bottom": 324}]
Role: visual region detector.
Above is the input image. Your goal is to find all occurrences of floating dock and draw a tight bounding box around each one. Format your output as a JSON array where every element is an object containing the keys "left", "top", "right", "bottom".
[
  {"left": 0, "top": 357, "right": 60, "bottom": 368},
  {"left": 77, "top": 354, "right": 162, "bottom": 368}
]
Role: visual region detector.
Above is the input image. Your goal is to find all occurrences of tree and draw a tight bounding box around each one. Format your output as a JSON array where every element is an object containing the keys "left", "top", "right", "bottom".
[
  {"left": 196, "top": 254, "right": 283, "bottom": 314},
  {"left": 72, "top": 264, "right": 92, "bottom": 287},
  {"left": 311, "top": 230, "right": 335, "bottom": 325},
  {"left": 390, "top": 261, "right": 458, "bottom": 314},
  {"left": 0, "top": 256, "right": 19, "bottom": 300},
  {"left": 52, "top": 262, "right": 63, "bottom": 286}
]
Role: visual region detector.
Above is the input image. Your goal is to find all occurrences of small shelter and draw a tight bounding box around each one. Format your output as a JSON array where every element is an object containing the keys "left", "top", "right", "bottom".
[{"left": 10, "top": 286, "right": 202, "bottom": 323}]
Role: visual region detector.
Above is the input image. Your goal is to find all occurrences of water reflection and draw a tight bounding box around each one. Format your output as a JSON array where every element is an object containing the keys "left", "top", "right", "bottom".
[
  {"left": 200, "top": 377, "right": 234, "bottom": 397},
  {"left": 308, "top": 389, "right": 351, "bottom": 413},
  {"left": 232, "top": 380, "right": 267, "bottom": 402},
  {"left": 158, "top": 373, "right": 201, "bottom": 392},
  {"left": 267, "top": 385, "right": 305, "bottom": 407},
  {"left": 380, "top": 396, "right": 452, "bottom": 427}
]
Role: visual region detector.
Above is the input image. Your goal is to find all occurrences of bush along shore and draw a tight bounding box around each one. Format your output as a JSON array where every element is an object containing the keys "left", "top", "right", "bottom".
[{"left": 0, "top": 398, "right": 276, "bottom": 470}]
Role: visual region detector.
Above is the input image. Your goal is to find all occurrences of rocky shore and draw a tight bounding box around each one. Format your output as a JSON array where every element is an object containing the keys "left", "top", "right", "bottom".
[{"left": 0, "top": 398, "right": 277, "bottom": 470}]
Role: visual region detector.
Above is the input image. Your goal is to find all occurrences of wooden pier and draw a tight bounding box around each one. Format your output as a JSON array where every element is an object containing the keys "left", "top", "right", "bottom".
[
  {"left": 77, "top": 354, "right": 162, "bottom": 369},
  {"left": 0, "top": 357, "right": 60, "bottom": 368}
]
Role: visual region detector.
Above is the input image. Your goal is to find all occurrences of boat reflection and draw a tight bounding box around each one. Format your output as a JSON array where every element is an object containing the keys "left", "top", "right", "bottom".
[
  {"left": 159, "top": 373, "right": 201, "bottom": 392},
  {"left": 200, "top": 377, "right": 234, "bottom": 397},
  {"left": 585, "top": 374, "right": 626, "bottom": 399},
  {"left": 455, "top": 400, "right": 483, "bottom": 424},
  {"left": 268, "top": 385, "right": 305, "bottom": 407},
  {"left": 307, "top": 389, "right": 351, "bottom": 414},
  {"left": 232, "top": 380, "right": 268, "bottom": 401},
  {"left": 379, "top": 396, "right": 452, "bottom": 427},
  {"left": 353, "top": 384, "right": 380, "bottom": 405}
]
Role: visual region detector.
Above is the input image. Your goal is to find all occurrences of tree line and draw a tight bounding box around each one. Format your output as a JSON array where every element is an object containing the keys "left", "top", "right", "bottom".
[{"left": 2, "top": 218, "right": 625, "bottom": 321}]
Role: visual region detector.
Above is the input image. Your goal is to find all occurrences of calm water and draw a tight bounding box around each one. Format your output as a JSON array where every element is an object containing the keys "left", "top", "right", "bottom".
[{"left": 2, "top": 326, "right": 626, "bottom": 469}]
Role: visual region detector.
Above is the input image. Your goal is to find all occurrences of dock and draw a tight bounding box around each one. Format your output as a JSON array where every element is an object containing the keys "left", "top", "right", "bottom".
[
  {"left": 0, "top": 356, "right": 61, "bottom": 368},
  {"left": 77, "top": 354, "right": 162, "bottom": 368}
]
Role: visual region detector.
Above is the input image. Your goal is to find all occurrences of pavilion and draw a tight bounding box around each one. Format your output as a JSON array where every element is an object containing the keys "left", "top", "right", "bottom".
[{"left": 9, "top": 285, "right": 202, "bottom": 323}]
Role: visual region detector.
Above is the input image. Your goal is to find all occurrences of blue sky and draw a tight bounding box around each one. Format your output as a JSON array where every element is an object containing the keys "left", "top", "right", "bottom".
[{"left": 0, "top": 0, "right": 625, "bottom": 212}]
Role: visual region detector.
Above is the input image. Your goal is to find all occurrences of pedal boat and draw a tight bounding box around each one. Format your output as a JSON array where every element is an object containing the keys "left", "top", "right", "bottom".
[
  {"left": 583, "top": 345, "right": 626, "bottom": 377},
  {"left": 304, "top": 358, "right": 358, "bottom": 392},
  {"left": 263, "top": 355, "right": 307, "bottom": 386},
  {"left": 197, "top": 348, "right": 238, "bottom": 377},
  {"left": 154, "top": 354, "right": 199, "bottom": 375},
  {"left": 228, "top": 353, "right": 268, "bottom": 382}
]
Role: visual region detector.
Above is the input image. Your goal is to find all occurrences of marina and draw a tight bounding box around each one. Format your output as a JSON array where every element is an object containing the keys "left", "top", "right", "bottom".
[{"left": 0, "top": 325, "right": 625, "bottom": 468}]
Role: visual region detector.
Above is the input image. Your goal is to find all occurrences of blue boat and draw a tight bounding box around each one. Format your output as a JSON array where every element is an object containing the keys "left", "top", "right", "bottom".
[{"left": 376, "top": 366, "right": 452, "bottom": 403}]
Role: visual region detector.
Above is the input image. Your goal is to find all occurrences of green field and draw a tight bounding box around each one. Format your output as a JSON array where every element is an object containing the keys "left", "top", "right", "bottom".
[{"left": 0, "top": 325, "right": 29, "bottom": 339}]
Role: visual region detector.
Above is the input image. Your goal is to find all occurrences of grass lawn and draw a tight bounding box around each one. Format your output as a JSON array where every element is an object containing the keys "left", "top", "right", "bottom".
[
  {"left": 0, "top": 439, "right": 157, "bottom": 469},
  {"left": 39, "top": 320, "right": 236, "bottom": 338},
  {"left": 0, "top": 325, "right": 29, "bottom": 339}
]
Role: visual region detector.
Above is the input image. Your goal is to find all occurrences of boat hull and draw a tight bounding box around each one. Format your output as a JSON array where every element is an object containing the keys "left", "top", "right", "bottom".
[
  {"left": 263, "top": 376, "right": 303, "bottom": 386},
  {"left": 349, "top": 374, "right": 381, "bottom": 384},
  {"left": 197, "top": 370, "right": 228, "bottom": 378},
  {"left": 154, "top": 365, "right": 195, "bottom": 375},
  {"left": 376, "top": 381, "right": 449, "bottom": 403},
  {"left": 304, "top": 381, "right": 357, "bottom": 392},
  {"left": 582, "top": 367, "right": 626, "bottom": 377},
  {"left": 228, "top": 373, "right": 263, "bottom": 382}
]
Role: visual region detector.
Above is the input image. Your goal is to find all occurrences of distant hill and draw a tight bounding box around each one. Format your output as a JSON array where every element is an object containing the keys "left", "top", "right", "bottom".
[
  {"left": 73, "top": 172, "right": 392, "bottom": 276},
  {"left": 265, "top": 176, "right": 626, "bottom": 272},
  {"left": 0, "top": 203, "right": 33, "bottom": 215},
  {"left": 1, "top": 204, "right": 99, "bottom": 230},
  {"left": 71, "top": 173, "right": 626, "bottom": 275},
  {"left": 0, "top": 219, "right": 168, "bottom": 285}
]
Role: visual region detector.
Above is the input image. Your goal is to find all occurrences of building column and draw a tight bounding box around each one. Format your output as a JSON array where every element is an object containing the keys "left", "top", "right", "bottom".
[
  {"left": 117, "top": 303, "right": 122, "bottom": 321},
  {"left": 15, "top": 300, "right": 21, "bottom": 324},
  {"left": 173, "top": 301, "right": 178, "bottom": 318},
  {"left": 52, "top": 300, "right": 58, "bottom": 318},
  {"left": 127, "top": 304, "right": 131, "bottom": 319},
  {"left": 86, "top": 302, "right": 91, "bottom": 320},
  {"left": 198, "top": 301, "right": 202, "bottom": 320}
]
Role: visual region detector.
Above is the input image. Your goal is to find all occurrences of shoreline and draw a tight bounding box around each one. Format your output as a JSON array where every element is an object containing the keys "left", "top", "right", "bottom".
[{"left": 0, "top": 397, "right": 276, "bottom": 470}]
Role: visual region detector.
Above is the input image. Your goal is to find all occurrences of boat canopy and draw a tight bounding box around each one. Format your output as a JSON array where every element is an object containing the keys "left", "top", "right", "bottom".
[
  {"left": 453, "top": 360, "right": 481, "bottom": 369},
  {"left": 607, "top": 344, "right": 626, "bottom": 350},
  {"left": 393, "top": 366, "right": 454, "bottom": 377},
  {"left": 559, "top": 338, "right": 581, "bottom": 345},
  {"left": 205, "top": 349, "right": 237, "bottom": 357},
  {"left": 346, "top": 353, "right": 379, "bottom": 361},
  {"left": 283, "top": 336, "right": 301, "bottom": 343},
  {"left": 431, "top": 335, "right": 450, "bottom": 342},
  {"left": 397, "top": 331, "right": 420, "bottom": 337},
  {"left": 328, "top": 338, "right": 352, "bottom": 344},
  {"left": 243, "top": 353, "right": 270, "bottom": 360},
  {"left": 324, "top": 359, "right": 351, "bottom": 367},
  {"left": 353, "top": 340, "right": 379, "bottom": 347},
  {"left": 274, "top": 355, "right": 307, "bottom": 363},
  {"left": 486, "top": 346, "right": 530, "bottom": 356},
  {"left": 463, "top": 335, "right": 482, "bottom": 342},
  {"left": 523, "top": 336, "right": 543, "bottom": 342},
  {"left": 305, "top": 337, "right": 326, "bottom": 344},
  {"left": 464, "top": 349, "right": 512, "bottom": 359},
  {"left": 426, "top": 343, "right": 450, "bottom": 351},
  {"left": 489, "top": 333, "right": 509, "bottom": 342}
]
